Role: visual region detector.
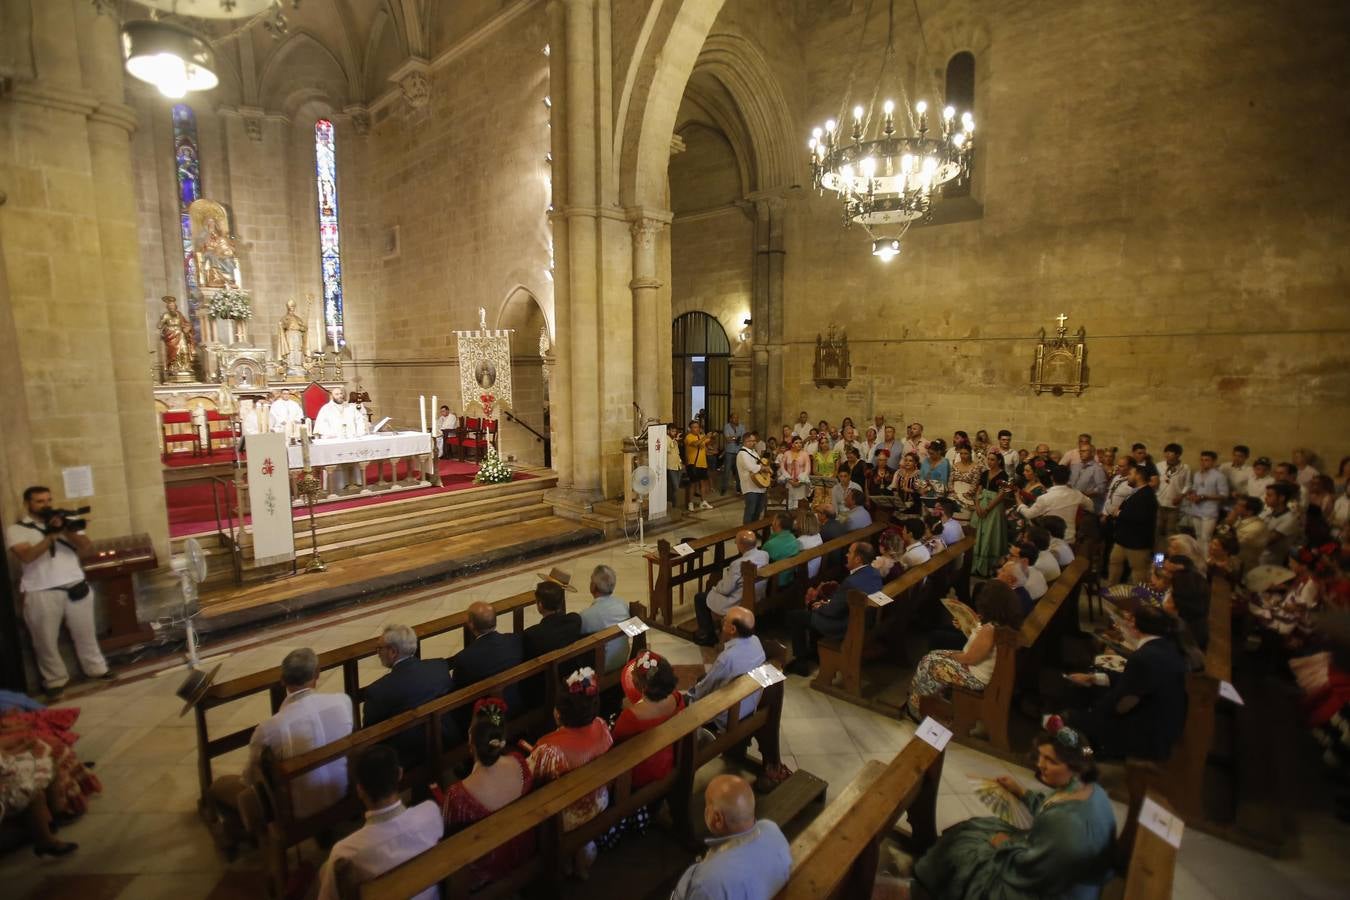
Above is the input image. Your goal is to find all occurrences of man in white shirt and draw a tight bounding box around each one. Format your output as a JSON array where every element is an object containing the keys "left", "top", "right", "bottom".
[
  {"left": 790, "top": 411, "right": 813, "bottom": 441},
  {"left": 903, "top": 422, "right": 930, "bottom": 458},
  {"left": 1180, "top": 450, "right": 1228, "bottom": 547},
  {"left": 317, "top": 744, "right": 441, "bottom": 900},
  {"left": 314, "top": 387, "right": 366, "bottom": 492},
  {"left": 996, "top": 429, "right": 1020, "bottom": 473},
  {"left": 833, "top": 424, "right": 863, "bottom": 459},
  {"left": 896, "top": 517, "right": 932, "bottom": 569},
  {"left": 1219, "top": 444, "right": 1252, "bottom": 502},
  {"left": 1016, "top": 465, "right": 1093, "bottom": 542},
  {"left": 268, "top": 390, "right": 305, "bottom": 436},
  {"left": 842, "top": 488, "right": 872, "bottom": 530},
  {"left": 1067, "top": 444, "right": 1108, "bottom": 512},
  {"left": 1154, "top": 442, "right": 1191, "bottom": 546},
  {"left": 935, "top": 499, "right": 965, "bottom": 548},
  {"left": 693, "top": 530, "right": 769, "bottom": 646},
  {"left": 1011, "top": 541, "right": 1048, "bottom": 601},
  {"left": 736, "top": 431, "right": 769, "bottom": 525},
  {"left": 207, "top": 647, "right": 353, "bottom": 851},
  {"left": 1246, "top": 456, "right": 1275, "bottom": 503},
  {"left": 5, "top": 486, "right": 108, "bottom": 697},
  {"left": 436, "top": 404, "right": 458, "bottom": 459}
]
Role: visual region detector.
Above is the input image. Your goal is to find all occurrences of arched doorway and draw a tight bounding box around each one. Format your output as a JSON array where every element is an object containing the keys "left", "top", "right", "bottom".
[
  {"left": 497, "top": 289, "right": 551, "bottom": 467},
  {"left": 672, "top": 311, "right": 731, "bottom": 432}
]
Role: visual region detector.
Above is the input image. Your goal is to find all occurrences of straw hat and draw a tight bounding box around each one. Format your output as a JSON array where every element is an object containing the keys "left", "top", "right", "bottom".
[
  {"left": 176, "top": 663, "right": 223, "bottom": 717},
  {"left": 536, "top": 566, "right": 576, "bottom": 592}
]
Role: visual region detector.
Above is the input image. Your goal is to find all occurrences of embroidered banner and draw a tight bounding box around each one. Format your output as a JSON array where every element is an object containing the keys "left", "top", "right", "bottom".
[{"left": 247, "top": 432, "right": 296, "bottom": 566}]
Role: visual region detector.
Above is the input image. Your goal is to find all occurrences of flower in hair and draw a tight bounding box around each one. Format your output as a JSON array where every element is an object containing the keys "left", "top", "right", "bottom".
[
  {"left": 472, "top": 696, "right": 508, "bottom": 726},
  {"left": 566, "top": 667, "right": 598, "bottom": 696},
  {"left": 636, "top": 652, "right": 660, "bottom": 671},
  {"left": 1045, "top": 714, "right": 1093, "bottom": 757}
]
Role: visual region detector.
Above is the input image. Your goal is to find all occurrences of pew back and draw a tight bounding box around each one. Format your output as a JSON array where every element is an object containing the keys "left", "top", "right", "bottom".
[
  {"left": 646, "top": 515, "right": 779, "bottom": 628},
  {"left": 740, "top": 519, "right": 890, "bottom": 615}
]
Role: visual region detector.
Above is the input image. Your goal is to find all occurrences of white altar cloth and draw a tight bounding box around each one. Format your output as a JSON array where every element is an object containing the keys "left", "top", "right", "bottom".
[{"left": 287, "top": 431, "right": 429, "bottom": 470}]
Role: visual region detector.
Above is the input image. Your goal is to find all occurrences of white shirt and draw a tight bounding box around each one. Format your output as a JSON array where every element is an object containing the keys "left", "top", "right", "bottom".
[
  {"left": 317, "top": 800, "right": 442, "bottom": 900},
  {"left": 268, "top": 398, "right": 305, "bottom": 433},
  {"left": 737, "top": 448, "right": 768, "bottom": 495},
  {"left": 314, "top": 400, "right": 364, "bottom": 439},
  {"left": 1034, "top": 551, "right": 1061, "bottom": 583},
  {"left": 437, "top": 413, "right": 458, "bottom": 431},
  {"left": 6, "top": 518, "right": 85, "bottom": 592},
  {"left": 999, "top": 447, "right": 1021, "bottom": 473},
  {"left": 1247, "top": 474, "right": 1275, "bottom": 501},
  {"left": 706, "top": 548, "right": 770, "bottom": 615},
  {"left": 244, "top": 688, "right": 353, "bottom": 819},
  {"left": 900, "top": 540, "right": 931, "bottom": 570},
  {"left": 1048, "top": 537, "right": 1075, "bottom": 568},
  {"left": 797, "top": 533, "right": 824, "bottom": 579},
  {"left": 1102, "top": 475, "right": 1136, "bottom": 516},
  {"left": 1024, "top": 564, "right": 1048, "bottom": 601},
  {"left": 791, "top": 422, "right": 813, "bottom": 440},
  {"left": 1220, "top": 462, "right": 1252, "bottom": 498},
  {"left": 1016, "top": 484, "right": 1094, "bottom": 541},
  {"left": 1156, "top": 461, "right": 1191, "bottom": 508}
]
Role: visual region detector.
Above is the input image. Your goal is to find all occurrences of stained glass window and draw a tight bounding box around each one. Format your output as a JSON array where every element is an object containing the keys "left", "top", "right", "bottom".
[
  {"left": 172, "top": 104, "right": 201, "bottom": 338},
  {"left": 315, "top": 119, "right": 345, "bottom": 350}
]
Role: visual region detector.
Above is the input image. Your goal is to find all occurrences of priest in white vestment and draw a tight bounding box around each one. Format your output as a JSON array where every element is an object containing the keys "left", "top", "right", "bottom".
[
  {"left": 314, "top": 388, "right": 366, "bottom": 492},
  {"left": 268, "top": 391, "right": 306, "bottom": 436}
]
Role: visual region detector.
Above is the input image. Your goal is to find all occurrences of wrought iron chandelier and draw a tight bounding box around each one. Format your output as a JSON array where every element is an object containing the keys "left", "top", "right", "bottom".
[{"left": 808, "top": 0, "right": 975, "bottom": 260}]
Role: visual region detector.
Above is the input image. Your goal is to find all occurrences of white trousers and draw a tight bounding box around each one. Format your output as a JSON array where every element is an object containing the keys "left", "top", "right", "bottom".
[
  {"left": 1183, "top": 514, "right": 1218, "bottom": 549},
  {"left": 22, "top": 587, "right": 108, "bottom": 689}
]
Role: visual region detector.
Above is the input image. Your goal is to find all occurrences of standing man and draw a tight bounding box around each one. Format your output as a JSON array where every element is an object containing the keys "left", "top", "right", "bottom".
[
  {"left": 1108, "top": 462, "right": 1158, "bottom": 584},
  {"left": 1247, "top": 456, "right": 1275, "bottom": 502},
  {"left": 1155, "top": 443, "right": 1191, "bottom": 547},
  {"left": 6, "top": 487, "right": 109, "bottom": 698},
  {"left": 268, "top": 389, "right": 306, "bottom": 436},
  {"left": 791, "top": 410, "right": 813, "bottom": 441},
  {"left": 997, "top": 429, "right": 1020, "bottom": 473},
  {"left": 721, "top": 413, "right": 746, "bottom": 495},
  {"left": 736, "top": 431, "right": 769, "bottom": 524},
  {"left": 1099, "top": 457, "right": 1136, "bottom": 577},
  {"left": 873, "top": 425, "right": 904, "bottom": 471},
  {"left": 314, "top": 387, "right": 365, "bottom": 492},
  {"left": 684, "top": 420, "right": 714, "bottom": 511},
  {"left": 1016, "top": 465, "right": 1093, "bottom": 542},
  {"left": 1068, "top": 444, "right": 1108, "bottom": 513},
  {"left": 903, "top": 422, "right": 930, "bottom": 458},
  {"left": 1220, "top": 445, "right": 1252, "bottom": 501},
  {"left": 1181, "top": 450, "right": 1228, "bottom": 547}
]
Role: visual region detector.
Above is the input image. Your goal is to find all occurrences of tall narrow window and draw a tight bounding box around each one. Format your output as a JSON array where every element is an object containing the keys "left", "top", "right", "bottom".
[
  {"left": 944, "top": 52, "right": 975, "bottom": 197},
  {"left": 172, "top": 104, "right": 202, "bottom": 336},
  {"left": 315, "top": 119, "right": 345, "bottom": 349}
]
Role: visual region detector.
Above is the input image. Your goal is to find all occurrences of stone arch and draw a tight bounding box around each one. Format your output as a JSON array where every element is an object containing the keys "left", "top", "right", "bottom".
[
  {"left": 495, "top": 286, "right": 552, "bottom": 465},
  {"left": 257, "top": 30, "right": 352, "bottom": 113},
  {"left": 496, "top": 286, "right": 551, "bottom": 357}
]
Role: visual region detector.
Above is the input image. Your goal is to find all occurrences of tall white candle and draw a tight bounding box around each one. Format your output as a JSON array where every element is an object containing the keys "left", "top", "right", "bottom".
[
  {"left": 430, "top": 395, "right": 437, "bottom": 434},
  {"left": 300, "top": 423, "right": 311, "bottom": 469},
  {"left": 419, "top": 395, "right": 427, "bottom": 433}
]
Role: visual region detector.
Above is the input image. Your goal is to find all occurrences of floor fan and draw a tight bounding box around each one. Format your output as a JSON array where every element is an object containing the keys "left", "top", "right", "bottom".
[
  {"left": 627, "top": 465, "right": 655, "bottom": 554},
  {"left": 171, "top": 537, "right": 223, "bottom": 716}
]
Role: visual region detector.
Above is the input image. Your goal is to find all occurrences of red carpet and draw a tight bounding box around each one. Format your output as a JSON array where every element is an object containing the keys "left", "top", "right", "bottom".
[{"left": 166, "top": 459, "right": 534, "bottom": 538}]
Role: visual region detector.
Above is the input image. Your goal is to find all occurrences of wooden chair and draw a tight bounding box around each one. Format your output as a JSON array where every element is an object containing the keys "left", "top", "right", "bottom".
[
  {"left": 161, "top": 409, "right": 200, "bottom": 459},
  {"left": 204, "top": 410, "right": 237, "bottom": 454}
]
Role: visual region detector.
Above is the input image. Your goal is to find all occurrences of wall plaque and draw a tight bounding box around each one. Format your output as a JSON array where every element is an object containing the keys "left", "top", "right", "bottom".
[{"left": 1030, "top": 314, "right": 1087, "bottom": 396}]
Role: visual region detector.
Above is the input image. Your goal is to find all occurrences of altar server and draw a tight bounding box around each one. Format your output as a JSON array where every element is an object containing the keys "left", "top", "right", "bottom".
[{"left": 268, "top": 390, "right": 305, "bottom": 436}]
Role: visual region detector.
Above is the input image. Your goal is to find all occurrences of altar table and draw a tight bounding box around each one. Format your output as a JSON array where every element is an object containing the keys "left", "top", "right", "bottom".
[{"left": 286, "top": 431, "right": 434, "bottom": 500}]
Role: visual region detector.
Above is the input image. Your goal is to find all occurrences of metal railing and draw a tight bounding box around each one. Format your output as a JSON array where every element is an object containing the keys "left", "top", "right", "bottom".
[{"left": 209, "top": 475, "right": 243, "bottom": 585}]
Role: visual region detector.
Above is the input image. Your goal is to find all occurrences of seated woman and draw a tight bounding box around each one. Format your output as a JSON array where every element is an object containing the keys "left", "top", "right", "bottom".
[
  {"left": 439, "top": 698, "right": 534, "bottom": 889},
  {"left": 527, "top": 668, "right": 614, "bottom": 877},
  {"left": 1206, "top": 531, "right": 1243, "bottom": 583},
  {"left": 1166, "top": 533, "right": 1208, "bottom": 576},
  {"left": 0, "top": 701, "right": 100, "bottom": 855},
  {"left": 600, "top": 653, "right": 684, "bottom": 848},
  {"left": 1062, "top": 604, "right": 1188, "bottom": 761},
  {"left": 904, "top": 720, "right": 1115, "bottom": 900},
  {"left": 906, "top": 582, "right": 1024, "bottom": 720},
  {"left": 0, "top": 746, "right": 79, "bottom": 857},
  {"left": 873, "top": 530, "right": 905, "bottom": 580},
  {"left": 1164, "top": 569, "right": 1210, "bottom": 652}
]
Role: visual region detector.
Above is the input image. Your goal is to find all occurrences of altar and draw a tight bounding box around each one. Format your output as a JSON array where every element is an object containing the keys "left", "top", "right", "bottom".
[{"left": 290, "top": 431, "right": 436, "bottom": 502}]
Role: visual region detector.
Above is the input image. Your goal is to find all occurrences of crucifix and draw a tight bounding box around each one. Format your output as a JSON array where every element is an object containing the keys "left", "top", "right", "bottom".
[{"left": 1055, "top": 312, "right": 1068, "bottom": 335}]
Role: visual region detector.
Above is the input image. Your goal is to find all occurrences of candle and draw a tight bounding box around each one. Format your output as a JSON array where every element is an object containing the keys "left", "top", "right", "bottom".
[
  {"left": 430, "top": 395, "right": 437, "bottom": 434},
  {"left": 419, "top": 395, "right": 427, "bottom": 433},
  {"left": 301, "top": 423, "right": 311, "bottom": 470}
]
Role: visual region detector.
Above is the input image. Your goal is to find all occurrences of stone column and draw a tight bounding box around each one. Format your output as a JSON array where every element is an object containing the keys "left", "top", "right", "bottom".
[
  {"left": 627, "top": 209, "right": 671, "bottom": 425},
  {"left": 750, "top": 196, "right": 787, "bottom": 433},
  {"left": 544, "top": 0, "right": 574, "bottom": 493}
]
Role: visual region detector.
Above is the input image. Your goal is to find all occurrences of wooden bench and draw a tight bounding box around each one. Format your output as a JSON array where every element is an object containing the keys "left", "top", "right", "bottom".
[
  {"left": 352, "top": 673, "right": 820, "bottom": 900},
  {"left": 250, "top": 616, "right": 647, "bottom": 897},
  {"left": 645, "top": 516, "right": 780, "bottom": 630},
  {"left": 192, "top": 588, "right": 545, "bottom": 809},
  {"left": 775, "top": 736, "right": 944, "bottom": 899},
  {"left": 1123, "top": 576, "right": 1232, "bottom": 823},
  {"left": 921, "top": 555, "right": 1092, "bottom": 752},
  {"left": 735, "top": 519, "right": 890, "bottom": 623},
  {"left": 1103, "top": 789, "right": 1182, "bottom": 900},
  {"left": 813, "top": 535, "right": 975, "bottom": 708}
]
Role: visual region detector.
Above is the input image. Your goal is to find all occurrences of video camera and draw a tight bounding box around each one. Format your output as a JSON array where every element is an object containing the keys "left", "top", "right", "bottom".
[{"left": 37, "top": 505, "right": 91, "bottom": 533}]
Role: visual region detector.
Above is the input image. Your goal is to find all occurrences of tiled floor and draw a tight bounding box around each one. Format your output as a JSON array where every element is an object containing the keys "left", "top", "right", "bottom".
[{"left": 4, "top": 500, "right": 1348, "bottom": 898}]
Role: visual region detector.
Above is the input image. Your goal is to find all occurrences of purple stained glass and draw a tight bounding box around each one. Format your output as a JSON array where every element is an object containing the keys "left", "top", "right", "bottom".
[
  {"left": 172, "top": 104, "right": 202, "bottom": 341},
  {"left": 315, "top": 119, "right": 345, "bottom": 349}
]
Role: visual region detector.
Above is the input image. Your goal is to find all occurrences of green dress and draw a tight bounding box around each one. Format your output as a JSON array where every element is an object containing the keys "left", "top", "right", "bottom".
[
  {"left": 812, "top": 450, "right": 838, "bottom": 479},
  {"left": 762, "top": 529, "right": 800, "bottom": 587},
  {"left": 914, "top": 784, "right": 1116, "bottom": 900},
  {"left": 971, "top": 471, "right": 1010, "bottom": 577}
]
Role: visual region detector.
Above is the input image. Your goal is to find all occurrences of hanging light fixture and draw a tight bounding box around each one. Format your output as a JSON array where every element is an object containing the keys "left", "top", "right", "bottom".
[
  {"left": 121, "top": 20, "right": 219, "bottom": 99},
  {"left": 808, "top": 0, "right": 974, "bottom": 259}
]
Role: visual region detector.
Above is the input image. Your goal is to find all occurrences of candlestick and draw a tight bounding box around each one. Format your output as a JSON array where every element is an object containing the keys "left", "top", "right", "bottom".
[
  {"left": 300, "top": 423, "right": 311, "bottom": 469},
  {"left": 430, "top": 395, "right": 437, "bottom": 434},
  {"left": 419, "top": 395, "right": 427, "bottom": 433}
]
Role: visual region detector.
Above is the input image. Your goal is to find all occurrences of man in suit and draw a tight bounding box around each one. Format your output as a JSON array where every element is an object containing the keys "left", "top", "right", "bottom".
[
  {"left": 816, "top": 504, "right": 849, "bottom": 573},
  {"left": 1063, "top": 604, "right": 1188, "bottom": 760},
  {"left": 1107, "top": 461, "right": 1159, "bottom": 585},
  {"left": 521, "top": 573, "right": 583, "bottom": 707},
  {"left": 785, "top": 542, "right": 883, "bottom": 675},
  {"left": 364, "top": 624, "right": 458, "bottom": 768},
  {"left": 448, "top": 602, "right": 524, "bottom": 728}
]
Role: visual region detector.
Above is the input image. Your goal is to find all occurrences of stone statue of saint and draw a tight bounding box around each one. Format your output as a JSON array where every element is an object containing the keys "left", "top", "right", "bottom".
[
  {"left": 278, "top": 298, "right": 308, "bottom": 366},
  {"left": 158, "top": 295, "right": 196, "bottom": 381},
  {"left": 189, "top": 198, "right": 241, "bottom": 289}
]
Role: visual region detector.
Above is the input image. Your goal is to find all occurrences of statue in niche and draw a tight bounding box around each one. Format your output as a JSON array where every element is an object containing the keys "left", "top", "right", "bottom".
[
  {"left": 158, "top": 295, "right": 197, "bottom": 382},
  {"left": 277, "top": 297, "right": 310, "bottom": 374},
  {"left": 189, "top": 198, "right": 241, "bottom": 289}
]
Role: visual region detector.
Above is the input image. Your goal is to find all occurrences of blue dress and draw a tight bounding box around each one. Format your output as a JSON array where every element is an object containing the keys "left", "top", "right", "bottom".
[{"left": 914, "top": 783, "right": 1116, "bottom": 900}]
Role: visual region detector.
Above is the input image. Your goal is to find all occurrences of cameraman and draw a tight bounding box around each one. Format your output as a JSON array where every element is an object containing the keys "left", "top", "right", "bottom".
[{"left": 5, "top": 486, "right": 109, "bottom": 697}]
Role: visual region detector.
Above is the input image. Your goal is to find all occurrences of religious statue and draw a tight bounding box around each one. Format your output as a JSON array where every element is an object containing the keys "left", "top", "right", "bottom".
[
  {"left": 189, "top": 198, "right": 241, "bottom": 289},
  {"left": 158, "top": 295, "right": 197, "bottom": 382},
  {"left": 278, "top": 298, "right": 309, "bottom": 375}
]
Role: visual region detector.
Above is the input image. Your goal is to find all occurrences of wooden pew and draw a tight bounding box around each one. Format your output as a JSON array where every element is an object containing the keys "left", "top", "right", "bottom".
[
  {"left": 775, "top": 737, "right": 945, "bottom": 900},
  {"left": 921, "top": 555, "right": 1092, "bottom": 752},
  {"left": 355, "top": 673, "right": 819, "bottom": 900},
  {"left": 1124, "top": 576, "right": 1232, "bottom": 824},
  {"left": 248, "top": 617, "right": 647, "bottom": 897},
  {"left": 645, "top": 515, "right": 780, "bottom": 630},
  {"left": 736, "top": 520, "right": 890, "bottom": 622},
  {"left": 813, "top": 535, "right": 975, "bottom": 708},
  {"left": 192, "top": 588, "right": 543, "bottom": 809},
  {"left": 1103, "top": 790, "right": 1182, "bottom": 900}
]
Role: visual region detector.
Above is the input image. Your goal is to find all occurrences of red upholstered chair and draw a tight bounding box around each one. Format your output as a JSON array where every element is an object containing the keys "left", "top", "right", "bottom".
[
  {"left": 161, "top": 410, "right": 199, "bottom": 460},
  {"left": 459, "top": 417, "right": 487, "bottom": 461},
  {"left": 301, "top": 382, "right": 331, "bottom": 423},
  {"left": 205, "top": 410, "right": 237, "bottom": 453}
]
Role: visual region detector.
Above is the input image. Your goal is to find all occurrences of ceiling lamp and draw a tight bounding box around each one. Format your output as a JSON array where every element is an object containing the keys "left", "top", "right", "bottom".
[
  {"left": 808, "top": 0, "right": 974, "bottom": 259},
  {"left": 122, "top": 20, "right": 219, "bottom": 99}
]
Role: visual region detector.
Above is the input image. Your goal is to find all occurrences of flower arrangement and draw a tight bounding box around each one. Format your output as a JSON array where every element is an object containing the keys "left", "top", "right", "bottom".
[
  {"left": 479, "top": 392, "right": 496, "bottom": 419},
  {"left": 474, "top": 447, "right": 513, "bottom": 485},
  {"left": 207, "top": 286, "right": 253, "bottom": 320}
]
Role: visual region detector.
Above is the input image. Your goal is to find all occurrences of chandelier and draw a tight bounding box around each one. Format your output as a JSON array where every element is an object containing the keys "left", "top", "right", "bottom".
[{"left": 807, "top": 0, "right": 974, "bottom": 260}]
